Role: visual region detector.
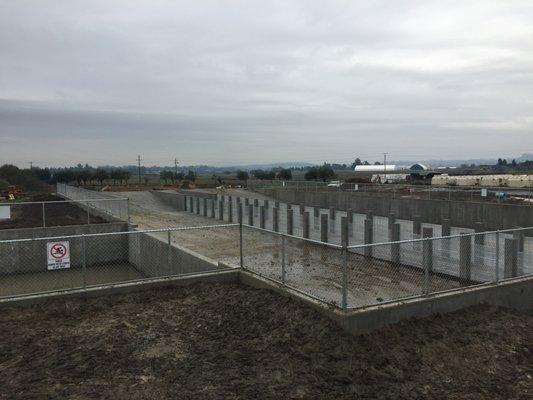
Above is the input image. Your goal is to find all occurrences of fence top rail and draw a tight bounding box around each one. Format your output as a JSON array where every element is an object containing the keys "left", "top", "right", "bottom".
[
  {"left": 243, "top": 224, "right": 344, "bottom": 249},
  {"left": 346, "top": 225, "right": 533, "bottom": 250},
  {"left": 0, "top": 223, "right": 240, "bottom": 244},
  {"left": 0, "top": 198, "right": 129, "bottom": 206}
]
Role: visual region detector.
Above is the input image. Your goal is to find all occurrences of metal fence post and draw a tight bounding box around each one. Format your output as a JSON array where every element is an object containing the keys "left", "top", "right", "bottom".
[
  {"left": 495, "top": 231, "right": 500, "bottom": 283},
  {"left": 86, "top": 202, "right": 90, "bottom": 225},
  {"left": 82, "top": 234, "right": 87, "bottom": 289},
  {"left": 281, "top": 234, "right": 286, "bottom": 285},
  {"left": 42, "top": 202, "right": 46, "bottom": 228},
  {"left": 167, "top": 229, "right": 172, "bottom": 276},
  {"left": 127, "top": 198, "right": 131, "bottom": 224},
  {"left": 239, "top": 216, "right": 244, "bottom": 269},
  {"left": 341, "top": 217, "right": 348, "bottom": 311}
]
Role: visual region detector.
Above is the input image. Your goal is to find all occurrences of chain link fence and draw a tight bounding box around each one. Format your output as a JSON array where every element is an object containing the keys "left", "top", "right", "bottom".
[
  {"left": 56, "top": 183, "right": 129, "bottom": 221},
  {"left": 0, "top": 224, "right": 237, "bottom": 299}
]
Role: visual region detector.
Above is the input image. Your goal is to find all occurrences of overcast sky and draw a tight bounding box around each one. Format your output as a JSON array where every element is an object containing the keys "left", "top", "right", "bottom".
[{"left": 1, "top": 0, "right": 532, "bottom": 167}]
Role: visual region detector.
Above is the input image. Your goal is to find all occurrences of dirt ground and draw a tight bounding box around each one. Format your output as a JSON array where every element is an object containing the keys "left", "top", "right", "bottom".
[
  {"left": 0, "top": 283, "right": 531, "bottom": 399},
  {"left": 0, "top": 194, "right": 107, "bottom": 229}
]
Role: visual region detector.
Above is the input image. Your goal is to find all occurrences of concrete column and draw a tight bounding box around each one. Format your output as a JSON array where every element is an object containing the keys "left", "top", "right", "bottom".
[
  {"left": 248, "top": 204, "right": 253, "bottom": 226},
  {"left": 245, "top": 198, "right": 249, "bottom": 206},
  {"left": 504, "top": 238, "right": 518, "bottom": 278},
  {"left": 303, "top": 211, "right": 310, "bottom": 239},
  {"left": 320, "top": 214, "right": 328, "bottom": 243},
  {"left": 391, "top": 223, "right": 401, "bottom": 263},
  {"left": 364, "top": 218, "right": 373, "bottom": 257},
  {"left": 299, "top": 204, "right": 305, "bottom": 215},
  {"left": 313, "top": 206, "right": 320, "bottom": 229},
  {"left": 260, "top": 206, "right": 266, "bottom": 229},
  {"left": 422, "top": 227, "right": 433, "bottom": 273},
  {"left": 441, "top": 218, "right": 451, "bottom": 237},
  {"left": 184, "top": 196, "right": 188, "bottom": 211},
  {"left": 237, "top": 203, "right": 243, "bottom": 224},
  {"left": 413, "top": 215, "right": 421, "bottom": 237},
  {"left": 329, "top": 207, "right": 336, "bottom": 233},
  {"left": 218, "top": 200, "right": 224, "bottom": 221},
  {"left": 264, "top": 199, "right": 269, "bottom": 209},
  {"left": 341, "top": 216, "right": 348, "bottom": 247},
  {"left": 228, "top": 198, "right": 233, "bottom": 222},
  {"left": 189, "top": 197, "right": 193, "bottom": 213},
  {"left": 459, "top": 234, "right": 472, "bottom": 285},
  {"left": 254, "top": 199, "right": 259, "bottom": 217},
  {"left": 211, "top": 199, "right": 216, "bottom": 218},
  {"left": 388, "top": 212, "right": 396, "bottom": 229},
  {"left": 366, "top": 210, "right": 373, "bottom": 222},
  {"left": 286, "top": 208, "right": 293, "bottom": 235},
  {"left": 196, "top": 197, "right": 200, "bottom": 215},
  {"left": 275, "top": 201, "right": 279, "bottom": 208},
  {"left": 203, "top": 198, "right": 208, "bottom": 216},
  {"left": 273, "top": 207, "right": 279, "bottom": 232},
  {"left": 513, "top": 228, "right": 524, "bottom": 252}
]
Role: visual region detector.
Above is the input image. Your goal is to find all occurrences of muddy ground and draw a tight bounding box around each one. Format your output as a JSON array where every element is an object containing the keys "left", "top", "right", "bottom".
[
  {"left": 0, "top": 283, "right": 531, "bottom": 399},
  {"left": 0, "top": 194, "right": 107, "bottom": 229}
]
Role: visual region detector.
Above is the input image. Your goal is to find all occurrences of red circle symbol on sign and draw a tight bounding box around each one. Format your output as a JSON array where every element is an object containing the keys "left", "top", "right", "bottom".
[{"left": 50, "top": 243, "right": 67, "bottom": 259}]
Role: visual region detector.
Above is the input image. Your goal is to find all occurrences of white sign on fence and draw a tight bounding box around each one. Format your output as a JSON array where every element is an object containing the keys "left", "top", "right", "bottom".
[
  {"left": 0, "top": 205, "right": 10, "bottom": 220},
  {"left": 47, "top": 241, "right": 71, "bottom": 270},
  {"left": 481, "top": 188, "right": 488, "bottom": 197}
]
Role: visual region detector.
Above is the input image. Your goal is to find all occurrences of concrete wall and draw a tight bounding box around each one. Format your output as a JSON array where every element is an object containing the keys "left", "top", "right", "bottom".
[
  {"left": 127, "top": 232, "right": 224, "bottom": 278},
  {"left": 0, "top": 223, "right": 129, "bottom": 275},
  {"left": 179, "top": 190, "right": 217, "bottom": 200},
  {"left": 150, "top": 190, "right": 186, "bottom": 211},
  {"left": 256, "top": 188, "right": 533, "bottom": 230}
]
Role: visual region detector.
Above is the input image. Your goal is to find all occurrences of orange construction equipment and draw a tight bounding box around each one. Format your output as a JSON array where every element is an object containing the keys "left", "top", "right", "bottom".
[{"left": 1, "top": 185, "right": 25, "bottom": 200}]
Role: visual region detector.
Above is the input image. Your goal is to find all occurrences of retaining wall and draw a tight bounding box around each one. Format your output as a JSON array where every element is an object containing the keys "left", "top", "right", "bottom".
[
  {"left": 150, "top": 190, "right": 186, "bottom": 211},
  {"left": 255, "top": 188, "right": 533, "bottom": 230}
]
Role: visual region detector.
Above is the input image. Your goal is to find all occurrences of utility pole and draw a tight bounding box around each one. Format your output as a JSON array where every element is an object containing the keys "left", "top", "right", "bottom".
[
  {"left": 29, "top": 161, "right": 33, "bottom": 170},
  {"left": 383, "top": 153, "right": 388, "bottom": 172},
  {"left": 174, "top": 158, "right": 179, "bottom": 175},
  {"left": 137, "top": 155, "right": 142, "bottom": 185}
]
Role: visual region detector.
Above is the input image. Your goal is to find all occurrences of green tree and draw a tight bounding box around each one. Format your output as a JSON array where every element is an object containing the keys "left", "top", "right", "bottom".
[
  {"left": 236, "top": 170, "right": 249, "bottom": 185},
  {"left": 277, "top": 169, "right": 292, "bottom": 180},
  {"left": 94, "top": 168, "right": 108, "bottom": 185}
]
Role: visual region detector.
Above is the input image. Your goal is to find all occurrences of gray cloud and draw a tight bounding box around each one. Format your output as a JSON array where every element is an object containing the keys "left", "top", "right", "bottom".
[{"left": 1, "top": 0, "right": 532, "bottom": 167}]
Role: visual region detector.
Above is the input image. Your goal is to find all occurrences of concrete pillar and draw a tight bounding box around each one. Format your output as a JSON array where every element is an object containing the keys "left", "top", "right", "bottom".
[
  {"left": 264, "top": 199, "right": 269, "bottom": 209},
  {"left": 189, "top": 197, "right": 193, "bottom": 213},
  {"left": 329, "top": 207, "right": 336, "bottom": 233},
  {"left": 275, "top": 201, "right": 280, "bottom": 208},
  {"left": 320, "top": 214, "right": 328, "bottom": 243},
  {"left": 422, "top": 227, "right": 433, "bottom": 274},
  {"left": 260, "top": 206, "right": 266, "bottom": 229},
  {"left": 513, "top": 228, "right": 524, "bottom": 252},
  {"left": 184, "top": 196, "right": 188, "bottom": 211},
  {"left": 391, "top": 223, "right": 401, "bottom": 263},
  {"left": 211, "top": 199, "right": 216, "bottom": 218},
  {"left": 413, "top": 215, "right": 421, "bottom": 237},
  {"left": 388, "top": 212, "right": 396, "bottom": 229},
  {"left": 228, "top": 198, "right": 233, "bottom": 222},
  {"left": 504, "top": 238, "right": 518, "bottom": 278},
  {"left": 218, "top": 200, "right": 224, "bottom": 221},
  {"left": 286, "top": 208, "right": 293, "bottom": 235},
  {"left": 364, "top": 218, "right": 373, "bottom": 257},
  {"left": 441, "top": 218, "right": 451, "bottom": 254},
  {"left": 245, "top": 198, "right": 249, "bottom": 206},
  {"left": 254, "top": 199, "right": 259, "bottom": 217},
  {"left": 459, "top": 234, "right": 472, "bottom": 285},
  {"left": 196, "top": 197, "right": 200, "bottom": 214},
  {"left": 237, "top": 203, "right": 243, "bottom": 224},
  {"left": 313, "top": 206, "right": 320, "bottom": 229},
  {"left": 303, "top": 211, "right": 310, "bottom": 239},
  {"left": 203, "top": 198, "right": 208, "bottom": 216},
  {"left": 299, "top": 204, "right": 305, "bottom": 215},
  {"left": 341, "top": 217, "right": 348, "bottom": 247},
  {"left": 366, "top": 210, "right": 373, "bottom": 222},
  {"left": 441, "top": 218, "right": 451, "bottom": 237},
  {"left": 273, "top": 207, "right": 279, "bottom": 232},
  {"left": 248, "top": 204, "right": 253, "bottom": 226}
]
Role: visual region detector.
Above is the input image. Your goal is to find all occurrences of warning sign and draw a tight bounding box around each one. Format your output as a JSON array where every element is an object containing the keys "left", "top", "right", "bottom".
[{"left": 47, "top": 241, "right": 71, "bottom": 270}]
